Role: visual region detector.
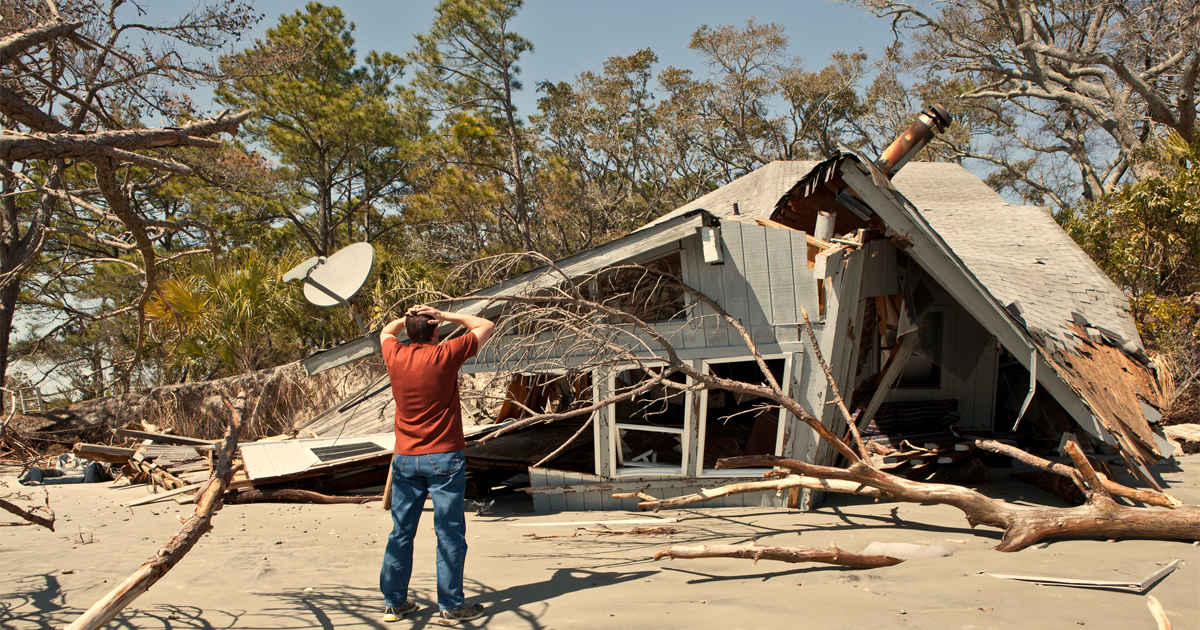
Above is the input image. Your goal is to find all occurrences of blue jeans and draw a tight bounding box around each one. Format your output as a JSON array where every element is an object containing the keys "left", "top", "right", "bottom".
[{"left": 380, "top": 450, "right": 468, "bottom": 610}]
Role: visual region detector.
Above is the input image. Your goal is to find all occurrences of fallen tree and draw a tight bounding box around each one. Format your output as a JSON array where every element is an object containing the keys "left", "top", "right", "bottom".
[
  {"left": 64, "top": 393, "right": 244, "bottom": 630},
  {"left": 385, "top": 255, "right": 1197, "bottom": 560}
]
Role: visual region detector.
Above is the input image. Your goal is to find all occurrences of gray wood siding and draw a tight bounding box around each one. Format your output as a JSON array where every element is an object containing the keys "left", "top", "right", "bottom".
[{"left": 526, "top": 467, "right": 787, "bottom": 512}]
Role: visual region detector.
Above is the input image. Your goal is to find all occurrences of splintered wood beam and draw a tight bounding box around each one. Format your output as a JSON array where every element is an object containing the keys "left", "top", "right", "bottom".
[
  {"left": 65, "top": 393, "right": 245, "bottom": 630},
  {"left": 654, "top": 542, "right": 903, "bottom": 569},
  {"left": 71, "top": 443, "right": 137, "bottom": 463}
]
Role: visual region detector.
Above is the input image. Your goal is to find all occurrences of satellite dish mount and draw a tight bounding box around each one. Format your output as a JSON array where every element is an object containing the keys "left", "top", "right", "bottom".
[{"left": 283, "top": 242, "right": 376, "bottom": 341}]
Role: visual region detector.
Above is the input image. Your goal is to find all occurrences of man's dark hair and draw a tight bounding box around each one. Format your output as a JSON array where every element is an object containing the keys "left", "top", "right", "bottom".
[{"left": 405, "top": 314, "right": 437, "bottom": 343}]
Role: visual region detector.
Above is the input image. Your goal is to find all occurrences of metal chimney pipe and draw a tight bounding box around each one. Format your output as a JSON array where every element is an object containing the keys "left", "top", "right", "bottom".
[
  {"left": 875, "top": 104, "right": 952, "bottom": 179},
  {"left": 814, "top": 210, "right": 835, "bottom": 242}
]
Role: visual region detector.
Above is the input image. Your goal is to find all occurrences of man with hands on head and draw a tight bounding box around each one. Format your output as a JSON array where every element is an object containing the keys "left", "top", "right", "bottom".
[{"left": 377, "top": 304, "right": 494, "bottom": 624}]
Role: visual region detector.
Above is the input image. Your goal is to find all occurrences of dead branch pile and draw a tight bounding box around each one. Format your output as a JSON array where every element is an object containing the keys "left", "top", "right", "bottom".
[{"left": 9, "top": 359, "right": 383, "bottom": 446}]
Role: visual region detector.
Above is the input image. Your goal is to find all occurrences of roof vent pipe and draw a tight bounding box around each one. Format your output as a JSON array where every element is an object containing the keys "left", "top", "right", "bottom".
[
  {"left": 875, "top": 104, "right": 952, "bottom": 179},
  {"left": 814, "top": 210, "right": 835, "bottom": 242}
]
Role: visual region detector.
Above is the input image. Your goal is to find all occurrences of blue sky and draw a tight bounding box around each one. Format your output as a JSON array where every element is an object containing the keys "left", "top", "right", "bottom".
[{"left": 153, "top": 0, "right": 899, "bottom": 116}]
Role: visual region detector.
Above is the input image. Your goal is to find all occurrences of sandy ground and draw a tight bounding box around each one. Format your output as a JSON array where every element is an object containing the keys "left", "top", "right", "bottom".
[{"left": 2, "top": 457, "right": 1198, "bottom": 630}]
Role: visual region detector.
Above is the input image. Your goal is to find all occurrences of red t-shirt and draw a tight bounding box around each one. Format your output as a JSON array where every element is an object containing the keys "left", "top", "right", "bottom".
[{"left": 382, "top": 333, "right": 480, "bottom": 455}]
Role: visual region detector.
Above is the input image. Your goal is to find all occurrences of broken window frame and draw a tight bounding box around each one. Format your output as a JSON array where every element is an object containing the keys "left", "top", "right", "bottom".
[
  {"left": 696, "top": 354, "right": 793, "bottom": 478},
  {"left": 605, "top": 361, "right": 692, "bottom": 479}
]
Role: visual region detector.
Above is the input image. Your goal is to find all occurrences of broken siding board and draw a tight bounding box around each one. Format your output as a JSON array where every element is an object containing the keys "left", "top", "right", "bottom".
[
  {"left": 241, "top": 440, "right": 320, "bottom": 480},
  {"left": 815, "top": 247, "right": 866, "bottom": 467},
  {"left": 765, "top": 228, "right": 798, "bottom": 325}
]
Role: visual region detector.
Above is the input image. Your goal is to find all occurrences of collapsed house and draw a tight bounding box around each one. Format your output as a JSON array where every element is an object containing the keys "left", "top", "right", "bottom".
[{"left": 289, "top": 107, "right": 1169, "bottom": 512}]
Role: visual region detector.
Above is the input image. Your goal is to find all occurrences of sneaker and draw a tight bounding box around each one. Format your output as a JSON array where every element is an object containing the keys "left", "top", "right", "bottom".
[
  {"left": 383, "top": 600, "right": 419, "bottom": 622},
  {"left": 438, "top": 603, "right": 485, "bottom": 625}
]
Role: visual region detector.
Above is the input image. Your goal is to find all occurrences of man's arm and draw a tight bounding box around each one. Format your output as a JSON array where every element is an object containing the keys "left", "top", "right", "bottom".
[
  {"left": 380, "top": 315, "right": 406, "bottom": 342},
  {"left": 440, "top": 310, "right": 495, "bottom": 344}
]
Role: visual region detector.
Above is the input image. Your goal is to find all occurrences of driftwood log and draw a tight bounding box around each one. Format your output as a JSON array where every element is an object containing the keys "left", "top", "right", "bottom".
[
  {"left": 615, "top": 475, "right": 882, "bottom": 511},
  {"left": 64, "top": 393, "right": 245, "bottom": 630},
  {"left": 654, "top": 542, "right": 903, "bottom": 569},
  {"left": 224, "top": 489, "right": 381, "bottom": 504}
]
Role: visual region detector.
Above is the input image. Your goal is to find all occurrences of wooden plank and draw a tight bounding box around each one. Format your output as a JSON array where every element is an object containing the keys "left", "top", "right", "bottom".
[
  {"left": 72, "top": 444, "right": 136, "bottom": 463},
  {"left": 679, "top": 235, "right": 705, "bottom": 350},
  {"left": 115, "top": 429, "right": 217, "bottom": 447},
  {"left": 814, "top": 246, "right": 866, "bottom": 467},
  {"left": 765, "top": 227, "right": 797, "bottom": 325},
  {"left": 122, "top": 483, "right": 198, "bottom": 507},
  {"left": 813, "top": 244, "right": 848, "bottom": 279},
  {"left": 594, "top": 368, "right": 614, "bottom": 477},
  {"left": 684, "top": 359, "right": 704, "bottom": 477}
]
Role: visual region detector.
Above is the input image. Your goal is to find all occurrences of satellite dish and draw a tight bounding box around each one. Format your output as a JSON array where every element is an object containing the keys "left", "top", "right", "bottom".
[{"left": 281, "top": 242, "right": 375, "bottom": 307}]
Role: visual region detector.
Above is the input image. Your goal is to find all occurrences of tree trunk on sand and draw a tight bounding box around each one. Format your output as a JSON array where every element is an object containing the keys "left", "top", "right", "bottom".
[
  {"left": 224, "top": 489, "right": 381, "bottom": 504},
  {"left": 64, "top": 393, "right": 245, "bottom": 630},
  {"left": 654, "top": 542, "right": 903, "bottom": 569},
  {"left": 710, "top": 454, "right": 1200, "bottom": 552}
]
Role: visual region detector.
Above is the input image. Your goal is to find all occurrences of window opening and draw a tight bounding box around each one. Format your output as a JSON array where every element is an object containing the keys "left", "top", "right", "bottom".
[
  {"left": 583, "top": 252, "right": 685, "bottom": 323},
  {"left": 898, "top": 311, "right": 944, "bottom": 389},
  {"left": 700, "top": 357, "right": 789, "bottom": 476},
  {"left": 611, "top": 366, "right": 688, "bottom": 476}
]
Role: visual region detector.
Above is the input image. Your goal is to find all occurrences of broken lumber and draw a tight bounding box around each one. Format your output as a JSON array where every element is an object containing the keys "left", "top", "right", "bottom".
[
  {"left": 114, "top": 428, "right": 216, "bottom": 447},
  {"left": 71, "top": 443, "right": 136, "bottom": 463},
  {"left": 64, "top": 392, "right": 245, "bottom": 630},
  {"left": 224, "top": 489, "right": 381, "bottom": 504},
  {"left": 654, "top": 541, "right": 903, "bottom": 569}
]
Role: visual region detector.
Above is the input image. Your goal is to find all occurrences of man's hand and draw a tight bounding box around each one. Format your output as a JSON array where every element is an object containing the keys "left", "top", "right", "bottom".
[{"left": 405, "top": 304, "right": 442, "bottom": 323}]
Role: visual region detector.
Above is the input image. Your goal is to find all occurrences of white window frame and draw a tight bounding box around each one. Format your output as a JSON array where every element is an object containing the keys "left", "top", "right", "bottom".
[
  {"left": 607, "top": 362, "right": 692, "bottom": 479},
  {"left": 696, "top": 353, "right": 793, "bottom": 478}
]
